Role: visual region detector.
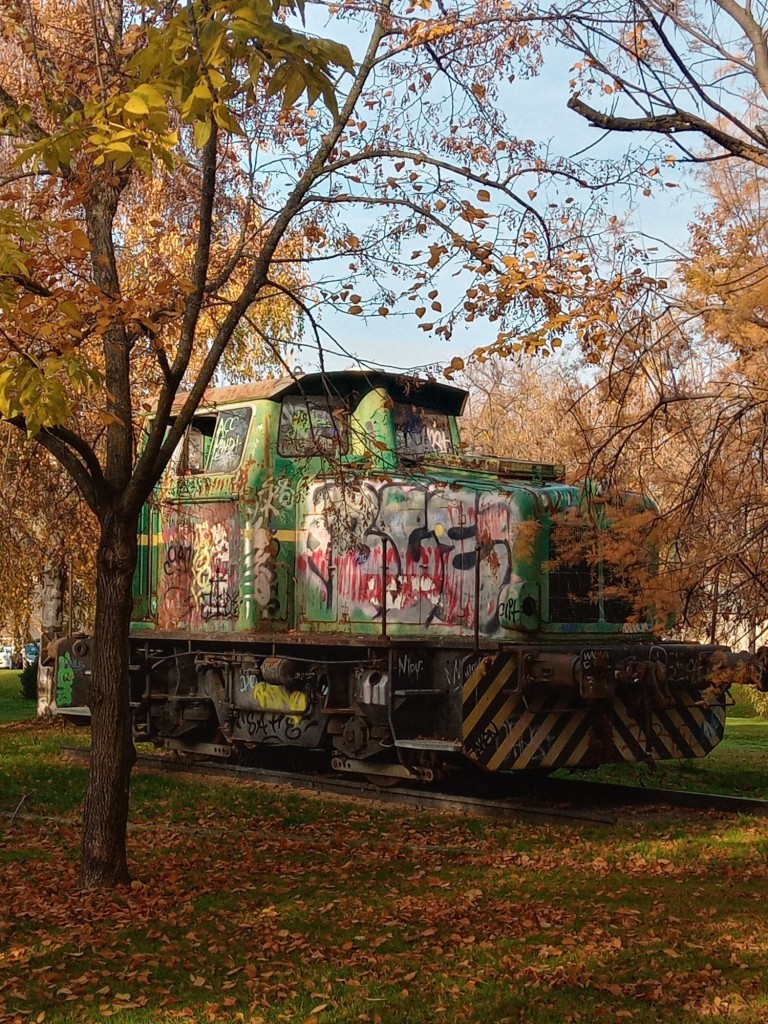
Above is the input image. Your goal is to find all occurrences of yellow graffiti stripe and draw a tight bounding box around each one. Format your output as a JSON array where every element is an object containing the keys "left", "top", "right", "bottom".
[
  {"left": 274, "top": 530, "right": 296, "bottom": 543},
  {"left": 252, "top": 682, "right": 308, "bottom": 718},
  {"left": 538, "top": 711, "right": 589, "bottom": 769},
  {"left": 462, "top": 656, "right": 518, "bottom": 738}
]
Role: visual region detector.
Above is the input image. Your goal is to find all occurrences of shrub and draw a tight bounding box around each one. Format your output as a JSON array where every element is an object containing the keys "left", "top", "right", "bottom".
[
  {"left": 19, "top": 662, "right": 38, "bottom": 702},
  {"left": 730, "top": 681, "right": 768, "bottom": 719},
  {"left": 745, "top": 687, "right": 768, "bottom": 719}
]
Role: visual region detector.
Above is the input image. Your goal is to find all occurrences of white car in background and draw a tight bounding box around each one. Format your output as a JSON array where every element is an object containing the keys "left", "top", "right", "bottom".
[{"left": 0, "top": 648, "right": 12, "bottom": 670}]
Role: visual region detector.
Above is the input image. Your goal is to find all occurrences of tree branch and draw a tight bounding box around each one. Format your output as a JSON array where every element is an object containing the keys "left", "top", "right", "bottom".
[
  {"left": 2, "top": 418, "right": 102, "bottom": 513},
  {"left": 567, "top": 95, "right": 768, "bottom": 167},
  {"left": 127, "top": 0, "right": 394, "bottom": 516},
  {"left": 0, "top": 84, "right": 48, "bottom": 142}
]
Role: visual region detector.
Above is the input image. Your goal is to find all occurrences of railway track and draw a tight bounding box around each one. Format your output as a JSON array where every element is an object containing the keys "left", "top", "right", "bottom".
[
  {"left": 536, "top": 775, "right": 768, "bottom": 816},
  {"left": 61, "top": 745, "right": 617, "bottom": 826},
  {"left": 61, "top": 745, "right": 768, "bottom": 826}
]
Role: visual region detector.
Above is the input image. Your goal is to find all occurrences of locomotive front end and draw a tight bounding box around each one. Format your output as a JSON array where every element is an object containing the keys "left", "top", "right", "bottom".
[{"left": 457, "top": 642, "right": 761, "bottom": 773}]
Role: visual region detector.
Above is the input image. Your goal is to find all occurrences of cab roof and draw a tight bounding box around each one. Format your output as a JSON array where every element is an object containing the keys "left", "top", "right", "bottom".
[{"left": 171, "top": 369, "right": 468, "bottom": 416}]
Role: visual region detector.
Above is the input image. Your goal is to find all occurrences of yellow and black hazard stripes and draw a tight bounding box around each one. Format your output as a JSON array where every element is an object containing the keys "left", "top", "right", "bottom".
[
  {"left": 461, "top": 652, "right": 726, "bottom": 772},
  {"left": 462, "top": 654, "right": 519, "bottom": 742},
  {"left": 462, "top": 654, "right": 589, "bottom": 771},
  {"left": 487, "top": 695, "right": 583, "bottom": 771},
  {"left": 608, "top": 693, "right": 725, "bottom": 763},
  {"left": 462, "top": 682, "right": 594, "bottom": 771},
  {"left": 536, "top": 708, "right": 594, "bottom": 769}
]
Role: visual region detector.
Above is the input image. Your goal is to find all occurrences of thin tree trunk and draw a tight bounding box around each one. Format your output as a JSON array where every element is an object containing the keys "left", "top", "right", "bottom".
[
  {"left": 36, "top": 560, "right": 67, "bottom": 716},
  {"left": 709, "top": 573, "right": 720, "bottom": 646},
  {"left": 80, "top": 511, "right": 138, "bottom": 888}
]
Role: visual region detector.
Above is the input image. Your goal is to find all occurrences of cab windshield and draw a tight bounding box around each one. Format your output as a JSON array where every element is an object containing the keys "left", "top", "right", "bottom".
[{"left": 394, "top": 404, "right": 453, "bottom": 456}]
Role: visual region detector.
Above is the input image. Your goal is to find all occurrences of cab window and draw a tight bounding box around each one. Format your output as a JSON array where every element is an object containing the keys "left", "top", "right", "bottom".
[
  {"left": 171, "top": 407, "right": 251, "bottom": 475},
  {"left": 208, "top": 407, "right": 252, "bottom": 472},
  {"left": 279, "top": 396, "right": 348, "bottom": 456},
  {"left": 394, "top": 404, "right": 453, "bottom": 456},
  {"left": 171, "top": 416, "right": 216, "bottom": 475}
]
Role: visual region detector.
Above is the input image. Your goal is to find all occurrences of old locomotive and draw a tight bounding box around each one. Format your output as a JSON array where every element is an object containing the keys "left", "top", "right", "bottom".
[{"left": 55, "top": 370, "right": 759, "bottom": 783}]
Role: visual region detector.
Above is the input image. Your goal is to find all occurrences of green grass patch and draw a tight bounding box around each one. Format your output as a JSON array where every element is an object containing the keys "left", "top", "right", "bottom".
[{"left": 0, "top": 667, "right": 34, "bottom": 725}]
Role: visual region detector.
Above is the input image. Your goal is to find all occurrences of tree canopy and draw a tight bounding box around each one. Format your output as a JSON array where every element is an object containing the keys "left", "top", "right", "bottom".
[
  {"left": 550, "top": 0, "right": 768, "bottom": 649},
  {"left": 2, "top": 0, "right": 654, "bottom": 886}
]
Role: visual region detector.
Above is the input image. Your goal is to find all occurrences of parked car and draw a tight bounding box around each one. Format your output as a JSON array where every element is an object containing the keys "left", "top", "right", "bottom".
[
  {"left": 22, "top": 642, "right": 39, "bottom": 668},
  {"left": 0, "top": 648, "right": 12, "bottom": 670}
]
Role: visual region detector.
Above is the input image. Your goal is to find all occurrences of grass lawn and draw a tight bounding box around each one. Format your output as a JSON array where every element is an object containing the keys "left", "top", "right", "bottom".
[
  {"left": 2, "top": 685, "right": 768, "bottom": 1023},
  {"left": 0, "top": 669, "right": 35, "bottom": 726}
]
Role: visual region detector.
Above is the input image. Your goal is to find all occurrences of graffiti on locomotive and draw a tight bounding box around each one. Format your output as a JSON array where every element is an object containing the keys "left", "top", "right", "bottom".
[{"left": 299, "top": 478, "right": 522, "bottom": 632}]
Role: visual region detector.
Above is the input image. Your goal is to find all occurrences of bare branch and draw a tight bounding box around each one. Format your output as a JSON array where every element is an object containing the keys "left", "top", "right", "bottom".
[{"left": 567, "top": 94, "right": 768, "bottom": 167}]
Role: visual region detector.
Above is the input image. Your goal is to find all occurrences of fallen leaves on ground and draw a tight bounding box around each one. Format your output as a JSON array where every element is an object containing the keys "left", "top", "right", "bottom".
[{"left": 3, "top": 733, "right": 768, "bottom": 1023}]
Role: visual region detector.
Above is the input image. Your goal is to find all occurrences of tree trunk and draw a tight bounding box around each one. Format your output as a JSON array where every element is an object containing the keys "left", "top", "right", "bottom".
[
  {"left": 80, "top": 511, "right": 138, "bottom": 888},
  {"left": 36, "top": 560, "right": 67, "bottom": 717}
]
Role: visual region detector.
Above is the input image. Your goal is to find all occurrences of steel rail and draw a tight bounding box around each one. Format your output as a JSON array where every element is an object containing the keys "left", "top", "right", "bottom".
[
  {"left": 538, "top": 776, "right": 768, "bottom": 815},
  {"left": 60, "top": 746, "right": 768, "bottom": 822},
  {"left": 60, "top": 746, "right": 616, "bottom": 826}
]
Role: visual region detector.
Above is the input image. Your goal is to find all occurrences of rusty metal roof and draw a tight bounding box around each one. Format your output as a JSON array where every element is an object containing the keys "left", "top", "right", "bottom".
[
  {"left": 170, "top": 379, "right": 292, "bottom": 411},
  {"left": 171, "top": 369, "right": 468, "bottom": 415}
]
